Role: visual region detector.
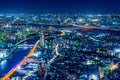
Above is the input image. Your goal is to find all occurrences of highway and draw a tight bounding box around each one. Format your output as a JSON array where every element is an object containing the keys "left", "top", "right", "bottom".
[
  {"left": 11, "top": 23, "right": 120, "bottom": 31},
  {"left": 0, "top": 36, "right": 39, "bottom": 63},
  {"left": 0, "top": 38, "right": 40, "bottom": 80},
  {"left": 44, "top": 44, "right": 59, "bottom": 80},
  {"left": 0, "top": 24, "right": 120, "bottom": 80}
]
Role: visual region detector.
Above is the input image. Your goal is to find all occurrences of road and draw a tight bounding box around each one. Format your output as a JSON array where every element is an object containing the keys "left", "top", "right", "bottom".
[
  {"left": 11, "top": 23, "right": 120, "bottom": 31},
  {"left": 0, "top": 38, "right": 40, "bottom": 80},
  {"left": 0, "top": 36, "right": 39, "bottom": 63},
  {"left": 0, "top": 23, "right": 120, "bottom": 80},
  {"left": 44, "top": 44, "right": 59, "bottom": 80}
]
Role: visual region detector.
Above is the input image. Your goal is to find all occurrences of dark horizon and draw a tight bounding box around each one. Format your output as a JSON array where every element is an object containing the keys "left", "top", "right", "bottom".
[{"left": 0, "top": 0, "right": 120, "bottom": 14}]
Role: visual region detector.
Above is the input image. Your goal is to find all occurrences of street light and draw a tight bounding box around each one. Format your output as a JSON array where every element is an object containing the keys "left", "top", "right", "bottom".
[{"left": 17, "top": 66, "right": 21, "bottom": 70}]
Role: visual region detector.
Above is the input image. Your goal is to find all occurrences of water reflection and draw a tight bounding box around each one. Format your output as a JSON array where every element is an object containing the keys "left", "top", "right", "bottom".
[{"left": 0, "top": 60, "right": 7, "bottom": 70}]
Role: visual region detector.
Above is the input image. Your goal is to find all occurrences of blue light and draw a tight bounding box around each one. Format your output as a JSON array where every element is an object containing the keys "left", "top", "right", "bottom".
[{"left": 17, "top": 66, "right": 21, "bottom": 70}]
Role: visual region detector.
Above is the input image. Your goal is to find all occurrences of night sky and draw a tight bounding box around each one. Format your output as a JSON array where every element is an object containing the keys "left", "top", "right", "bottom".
[{"left": 0, "top": 0, "right": 120, "bottom": 14}]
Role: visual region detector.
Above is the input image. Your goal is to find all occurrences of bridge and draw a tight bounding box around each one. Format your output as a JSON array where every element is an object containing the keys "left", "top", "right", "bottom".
[
  {"left": 17, "top": 43, "right": 34, "bottom": 49},
  {"left": 0, "top": 40, "right": 40, "bottom": 80},
  {"left": 0, "top": 36, "right": 39, "bottom": 64}
]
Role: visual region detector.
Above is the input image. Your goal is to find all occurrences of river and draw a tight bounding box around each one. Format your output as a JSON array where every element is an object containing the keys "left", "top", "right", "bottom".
[{"left": 0, "top": 37, "right": 39, "bottom": 77}]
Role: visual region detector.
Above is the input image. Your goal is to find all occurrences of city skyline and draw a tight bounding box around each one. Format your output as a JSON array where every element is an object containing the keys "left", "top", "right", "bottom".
[{"left": 0, "top": 0, "right": 120, "bottom": 80}]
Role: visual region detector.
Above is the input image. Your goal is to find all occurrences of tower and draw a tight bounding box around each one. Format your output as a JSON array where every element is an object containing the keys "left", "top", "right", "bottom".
[{"left": 40, "top": 31, "right": 44, "bottom": 48}]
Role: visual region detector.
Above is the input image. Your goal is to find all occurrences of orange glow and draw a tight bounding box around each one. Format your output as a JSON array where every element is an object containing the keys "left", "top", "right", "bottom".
[
  {"left": 60, "top": 29, "right": 66, "bottom": 36},
  {"left": 81, "top": 26, "right": 98, "bottom": 31},
  {"left": 0, "top": 40, "right": 40, "bottom": 80},
  {"left": 109, "top": 63, "right": 118, "bottom": 71}
]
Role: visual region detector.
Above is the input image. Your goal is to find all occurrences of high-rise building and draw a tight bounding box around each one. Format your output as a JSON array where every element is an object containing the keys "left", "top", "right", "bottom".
[{"left": 40, "top": 31, "right": 44, "bottom": 48}]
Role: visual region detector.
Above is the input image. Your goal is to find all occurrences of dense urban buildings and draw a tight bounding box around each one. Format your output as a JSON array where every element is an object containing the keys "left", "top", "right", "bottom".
[{"left": 0, "top": 14, "right": 120, "bottom": 80}]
